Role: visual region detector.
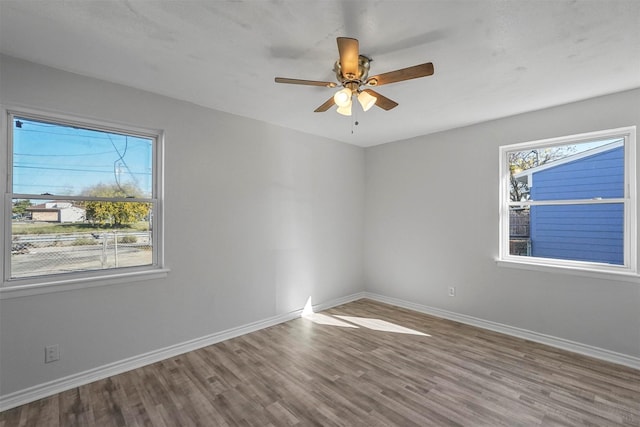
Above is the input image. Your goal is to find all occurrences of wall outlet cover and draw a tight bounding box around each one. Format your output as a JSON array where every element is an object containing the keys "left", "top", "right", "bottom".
[{"left": 45, "top": 344, "right": 59, "bottom": 363}]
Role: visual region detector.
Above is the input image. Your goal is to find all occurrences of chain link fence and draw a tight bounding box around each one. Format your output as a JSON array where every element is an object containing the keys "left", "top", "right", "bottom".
[
  {"left": 509, "top": 208, "right": 531, "bottom": 256},
  {"left": 11, "top": 231, "right": 152, "bottom": 278}
]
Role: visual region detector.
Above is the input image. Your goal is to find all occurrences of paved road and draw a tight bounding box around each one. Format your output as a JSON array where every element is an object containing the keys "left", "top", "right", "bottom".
[{"left": 11, "top": 244, "right": 152, "bottom": 278}]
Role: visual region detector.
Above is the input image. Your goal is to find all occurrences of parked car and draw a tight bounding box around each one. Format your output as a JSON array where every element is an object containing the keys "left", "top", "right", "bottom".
[{"left": 11, "top": 242, "right": 32, "bottom": 254}]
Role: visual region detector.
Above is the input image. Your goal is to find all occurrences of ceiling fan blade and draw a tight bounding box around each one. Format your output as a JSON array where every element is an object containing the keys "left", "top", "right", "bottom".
[
  {"left": 275, "top": 77, "right": 337, "bottom": 88},
  {"left": 337, "top": 37, "right": 359, "bottom": 79},
  {"left": 363, "top": 89, "right": 398, "bottom": 111},
  {"left": 366, "top": 62, "right": 434, "bottom": 87},
  {"left": 314, "top": 97, "right": 336, "bottom": 112}
]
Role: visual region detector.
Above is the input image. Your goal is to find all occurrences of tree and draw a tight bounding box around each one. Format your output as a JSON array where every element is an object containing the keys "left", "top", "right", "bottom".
[
  {"left": 82, "top": 183, "right": 150, "bottom": 227},
  {"left": 508, "top": 146, "right": 577, "bottom": 201},
  {"left": 12, "top": 199, "right": 32, "bottom": 216}
]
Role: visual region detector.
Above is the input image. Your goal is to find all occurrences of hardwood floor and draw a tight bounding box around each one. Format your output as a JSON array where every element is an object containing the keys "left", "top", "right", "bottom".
[{"left": 1, "top": 299, "right": 639, "bottom": 426}]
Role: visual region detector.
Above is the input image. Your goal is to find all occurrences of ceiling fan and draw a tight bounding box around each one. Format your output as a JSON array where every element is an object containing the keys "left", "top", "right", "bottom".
[{"left": 275, "top": 37, "right": 434, "bottom": 116}]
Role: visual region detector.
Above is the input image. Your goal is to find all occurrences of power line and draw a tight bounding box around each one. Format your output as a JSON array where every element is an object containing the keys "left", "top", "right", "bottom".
[
  {"left": 14, "top": 165, "right": 151, "bottom": 175},
  {"left": 14, "top": 150, "right": 116, "bottom": 157},
  {"left": 12, "top": 183, "right": 80, "bottom": 189},
  {"left": 15, "top": 120, "right": 152, "bottom": 143},
  {"left": 15, "top": 162, "right": 113, "bottom": 170},
  {"left": 15, "top": 128, "right": 116, "bottom": 139}
]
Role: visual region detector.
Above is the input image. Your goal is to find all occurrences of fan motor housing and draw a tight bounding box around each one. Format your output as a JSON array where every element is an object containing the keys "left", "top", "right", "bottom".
[
  {"left": 334, "top": 55, "right": 371, "bottom": 85},
  {"left": 274, "top": 36, "right": 434, "bottom": 113}
]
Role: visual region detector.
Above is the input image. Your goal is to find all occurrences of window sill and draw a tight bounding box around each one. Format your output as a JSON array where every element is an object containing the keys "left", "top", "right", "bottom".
[
  {"left": 0, "top": 268, "right": 170, "bottom": 299},
  {"left": 496, "top": 259, "right": 639, "bottom": 283}
]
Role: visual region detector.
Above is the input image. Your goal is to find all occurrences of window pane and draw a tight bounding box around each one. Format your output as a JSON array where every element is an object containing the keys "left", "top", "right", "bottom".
[
  {"left": 12, "top": 117, "right": 153, "bottom": 197},
  {"left": 509, "top": 207, "right": 530, "bottom": 256},
  {"left": 509, "top": 139, "right": 624, "bottom": 202},
  {"left": 509, "top": 203, "right": 623, "bottom": 265},
  {"left": 11, "top": 199, "right": 153, "bottom": 278}
]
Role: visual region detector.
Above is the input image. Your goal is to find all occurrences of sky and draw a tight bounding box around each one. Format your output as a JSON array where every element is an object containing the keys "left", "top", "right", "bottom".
[
  {"left": 12, "top": 115, "right": 618, "bottom": 201},
  {"left": 509, "top": 137, "right": 622, "bottom": 171},
  {"left": 12, "top": 116, "right": 153, "bottom": 198}
]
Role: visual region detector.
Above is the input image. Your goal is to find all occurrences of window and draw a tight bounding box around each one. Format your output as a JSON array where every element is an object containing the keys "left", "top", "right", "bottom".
[
  {"left": 4, "top": 110, "right": 164, "bottom": 289},
  {"left": 499, "top": 127, "right": 636, "bottom": 275}
]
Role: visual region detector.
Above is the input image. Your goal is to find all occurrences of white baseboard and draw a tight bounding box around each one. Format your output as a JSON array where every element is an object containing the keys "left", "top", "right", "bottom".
[
  {"left": 3, "top": 290, "right": 636, "bottom": 412},
  {"left": 0, "top": 291, "right": 366, "bottom": 412},
  {"left": 363, "top": 292, "right": 640, "bottom": 370}
]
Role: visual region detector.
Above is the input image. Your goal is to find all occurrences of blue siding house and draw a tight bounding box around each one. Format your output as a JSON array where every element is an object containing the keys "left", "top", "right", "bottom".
[{"left": 515, "top": 141, "right": 624, "bottom": 265}]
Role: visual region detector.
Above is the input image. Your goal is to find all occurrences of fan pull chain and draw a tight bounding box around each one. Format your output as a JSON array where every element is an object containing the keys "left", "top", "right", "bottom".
[{"left": 351, "top": 108, "right": 359, "bottom": 134}]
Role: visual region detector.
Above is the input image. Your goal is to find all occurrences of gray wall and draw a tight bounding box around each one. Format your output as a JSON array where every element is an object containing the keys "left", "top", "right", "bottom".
[
  {"left": 1, "top": 54, "right": 638, "bottom": 401},
  {"left": 364, "top": 88, "right": 640, "bottom": 358},
  {"left": 0, "top": 55, "right": 365, "bottom": 395}
]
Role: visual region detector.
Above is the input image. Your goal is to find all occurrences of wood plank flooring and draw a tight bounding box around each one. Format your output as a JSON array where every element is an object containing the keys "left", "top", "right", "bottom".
[{"left": 1, "top": 299, "right": 639, "bottom": 426}]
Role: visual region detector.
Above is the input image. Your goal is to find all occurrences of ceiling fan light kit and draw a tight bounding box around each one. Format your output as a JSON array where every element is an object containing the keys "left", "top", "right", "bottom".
[
  {"left": 333, "top": 87, "right": 352, "bottom": 107},
  {"left": 336, "top": 104, "right": 352, "bottom": 116},
  {"left": 275, "top": 37, "right": 434, "bottom": 116},
  {"left": 357, "top": 90, "right": 377, "bottom": 112}
]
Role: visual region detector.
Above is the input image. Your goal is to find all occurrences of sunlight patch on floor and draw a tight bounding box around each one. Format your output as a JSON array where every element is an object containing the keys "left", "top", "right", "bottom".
[
  {"left": 299, "top": 296, "right": 429, "bottom": 335},
  {"left": 334, "top": 315, "right": 430, "bottom": 336},
  {"left": 302, "top": 312, "right": 360, "bottom": 328},
  {"left": 302, "top": 296, "right": 314, "bottom": 317},
  {"left": 301, "top": 297, "right": 358, "bottom": 328}
]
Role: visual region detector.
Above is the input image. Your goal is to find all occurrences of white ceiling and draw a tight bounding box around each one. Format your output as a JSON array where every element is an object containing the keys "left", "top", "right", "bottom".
[{"left": 1, "top": 1, "right": 639, "bottom": 147}]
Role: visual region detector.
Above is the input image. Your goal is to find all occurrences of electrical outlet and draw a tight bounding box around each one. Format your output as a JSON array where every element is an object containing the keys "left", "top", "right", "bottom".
[
  {"left": 448, "top": 287, "right": 456, "bottom": 297},
  {"left": 45, "top": 344, "right": 59, "bottom": 363}
]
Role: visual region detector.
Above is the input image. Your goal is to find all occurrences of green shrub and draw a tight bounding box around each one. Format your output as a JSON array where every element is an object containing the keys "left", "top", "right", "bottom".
[
  {"left": 71, "top": 238, "right": 96, "bottom": 246},
  {"left": 118, "top": 235, "right": 137, "bottom": 244}
]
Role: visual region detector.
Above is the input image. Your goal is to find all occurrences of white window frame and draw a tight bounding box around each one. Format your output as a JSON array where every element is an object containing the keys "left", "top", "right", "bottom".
[
  {"left": 1, "top": 107, "right": 167, "bottom": 298},
  {"left": 498, "top": 126, "right": 637, "bottom": 278}
]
